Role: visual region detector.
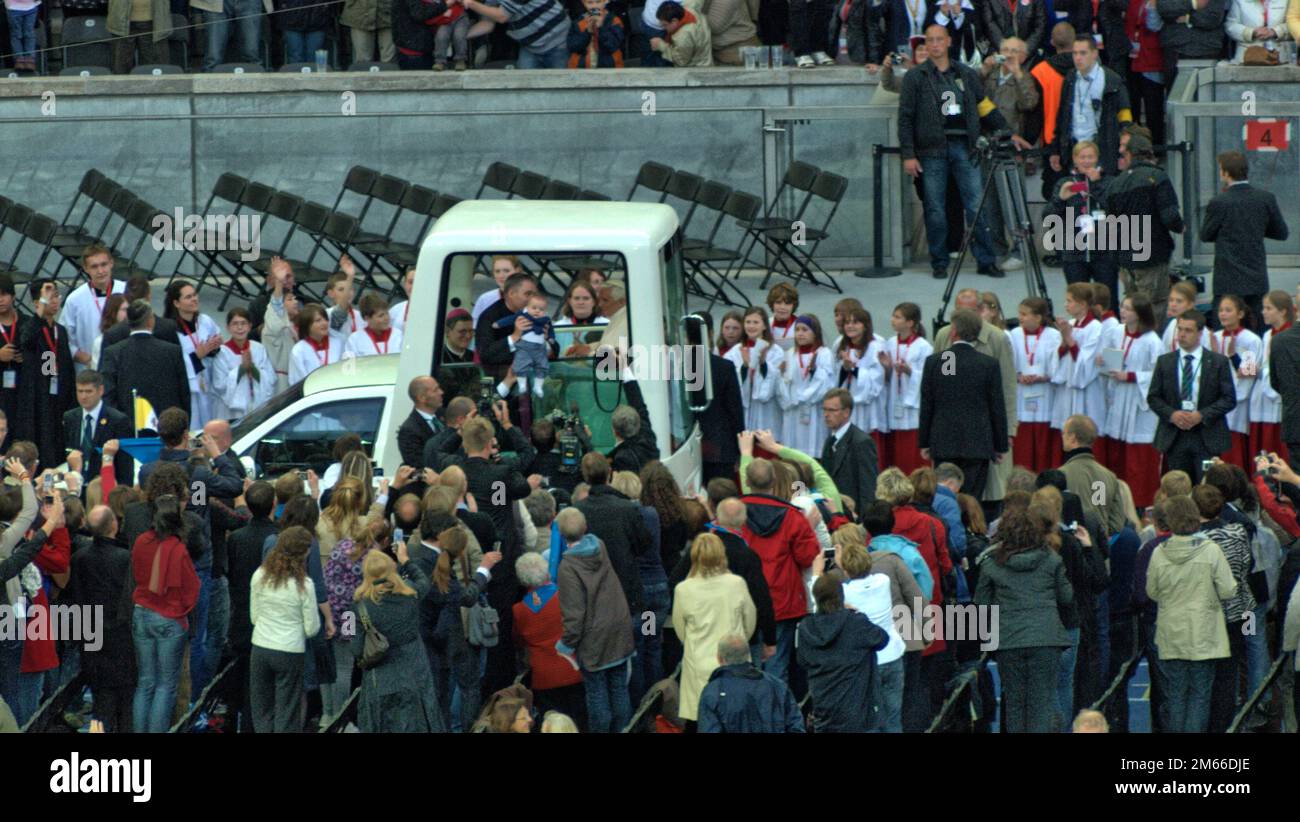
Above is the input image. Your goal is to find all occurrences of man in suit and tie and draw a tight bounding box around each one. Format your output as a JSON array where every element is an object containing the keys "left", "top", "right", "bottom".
[
  {"left": 100, "top": 300, "right": 191, "bottom": 432},
  {"left": 1147, "top": 309, "right": 1237, "bottom": 484},
  {"left": 64, "top": 369, "right": 134, "bottom": 488},
  {"left": 695, "top": 315, "right": 745, "bottom": 482},
  {"left": 818, "top": 387, "right": 878, "bottom": 519},
  {"left": 95, "top": 275, "right": 179, "bottom": 365},
  {"left": 919, "top": 309, "right": 1009, "bottom": 499},
  {"left": 397, "top": 376, "right": 446, "bottom": 467},
  {"left": 1200, "top": 150, "right": 1289, "bottom": 332},
  {"left": 1267, "top": 308, "right": 1300, "bottom": 471}
]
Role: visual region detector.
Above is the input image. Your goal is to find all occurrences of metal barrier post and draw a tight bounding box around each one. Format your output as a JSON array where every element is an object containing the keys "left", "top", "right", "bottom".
[{"left": 855, "top": 143, "right": 903, "bottom": 279}]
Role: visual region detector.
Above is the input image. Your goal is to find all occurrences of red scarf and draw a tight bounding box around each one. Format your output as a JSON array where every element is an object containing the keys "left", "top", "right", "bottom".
[
  {"left": 1101, "top": 310, "right": 1117, "bottom": 321},
  {"left": 308, "top": 335, "right": 331, "bottom": 365},
  {"left": 796, "top": 343, "right": 819, "bottom": 378},
  {"left": 666, "top": 10, "right": 698, "bottom": 42},
  {"left": 366, "top": 327, "right": 392, "bottom": 354},
  {"left": 743, "top": 338, "right": 758, "bottom": 349},
  {"left": 1073, "top": 312, "right": 1096, "bottom": 329},
  {"left": 224, "top": 339, "right": 249, "bottom": 356}
]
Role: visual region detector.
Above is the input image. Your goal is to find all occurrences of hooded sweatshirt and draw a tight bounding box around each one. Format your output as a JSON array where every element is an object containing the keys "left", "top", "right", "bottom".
[
  {"left": 556, "top": 534, "right": 635, "bottom": 672},
  {"left": 740, "top": 494, "right": 820, "bottom": 622},
  {"left": 867, "top": 532, "right": 933, "bottom": 602},
  {"left": 1146, "top": 533, "right": 1237, "bottom": 661},
  {"left": 796, "top": 609, "right": 888, "bottom": 733}
]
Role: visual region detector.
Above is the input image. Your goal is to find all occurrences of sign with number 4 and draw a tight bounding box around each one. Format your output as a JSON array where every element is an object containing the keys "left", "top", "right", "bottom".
[{"left": 1243, "top": 120, "right": 1290, "bottom": 152}]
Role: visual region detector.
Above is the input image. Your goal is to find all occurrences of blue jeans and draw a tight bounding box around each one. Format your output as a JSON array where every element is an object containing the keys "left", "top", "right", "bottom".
[
  {"left": 639, "top": 23, "right": 670, "bottom": 66},
  {"left": 515, "top": 44, "right": 569, "bottom": 69},
  {"left": 133, "top": 607, "right": 188, "bottom": 733},
  {"left": 629, "top": 579, "right": 669, "bottom": 706},
  {"left": 1161, "top": 657, "right": 1215, "bottom": 733},
  {"left": 763, "top": 619, "right": 800, "bottom": 685},
  {"left": 449, "top": 647, "right": 486, "bottom": 732},
  {"left": 0, "top": 637, "right": 25, "bottom": 725},
  {"left": 203, "top": 0, "right": 264, "bottom": 71},
  {"left": 1244, "top": 604, "right": 1269, "bottom": 702},
  {"left": 283, "top": 29, "right": 327, "bottom": 65},
  {"left": 204, "top": 575, "right": 230, "bottom": 679},
  {"left": 920, "top": 140, "right": 997, "bottom": 270},
  {"left": 583, "top": 659, "right": 631, "bottom": 733},
  {"left": 1057, "top": 626, "right": 1080, "bottom": 728},
  {"left": 7, "top": 8, "right": 37, "bottom": 60},
  {"left": 876, "top": 657, "right": 905, "bottom": 733},
  {"left": 189, "top": 567, "right": 213, "bottom": 698}
]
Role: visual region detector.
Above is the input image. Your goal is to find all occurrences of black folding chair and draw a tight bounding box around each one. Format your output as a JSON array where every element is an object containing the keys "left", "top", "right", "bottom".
[
  {"left": 355, "top": 184, "right": 438, "bottom": 290},
  {"left": 50, "top": 179, "right": 132, "bottom": 278},
  {"left": 475, "top": 162, "right": 519, "bottom": 199},
  {"left": 296, "top": 211, "right": 360, "bottom": 302},
  {"left": 579, "top": 189, "right": 612, "bottom": 201},
  {"left": 626, "top": 161, "right": 674, "bottom": 201},
  {"left": 660, "top": 170, "right": 705, "bottom": 246},
  {"left": 53, "top": 169, "right": 107, "bottom": 247},
  {"left": 52, "top": 191, "right": 140, "bottom": 279},
  {"left": 190, "top": 179, "right": 274, "bottom": 301},
  {"left": 273, "top": 201, "right": 333, "bottom": 300},
  {"left": 0, "top": 200, "right": 29, "bottom": 274},
  {"left": 510, "top": 171, "right": 549, "bottom": 200},
  {"left": 541, "top": 179, "right": 581, "bottom": 200},
  {"left": 736, "top": 160, "right": 819, "bottom": 274},
  {"left": 330, "top": 166, "right": 380, "bottom": 226},
  {"left": 60, "top": 17, "right": 112, "bottom": 71},
  {"left": 380, "top": 193, "right": 460, "bottom": 269},
  {"left": 348, "top": 174, "right": 411, "bottom": 289},
  {"left": 684, "top": 190, "right": 764, "bottom": 311},
  {"left": 6, "top": 211, "right": 59, "bottom": 282},
  {"left": 238, "top": 188, "right": 304, "bottom": 278},
  {"left": 757, "top": 170, "right": 848, "bottom": 293}
]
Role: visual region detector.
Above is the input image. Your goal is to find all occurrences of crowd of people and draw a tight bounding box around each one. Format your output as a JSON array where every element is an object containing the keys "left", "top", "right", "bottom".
[
  {"left": 1, "top": 218, "right": 1298, "bottom": 734},
  {"left": 11, "top": 0, "right": 1299, "bottom": 74}
]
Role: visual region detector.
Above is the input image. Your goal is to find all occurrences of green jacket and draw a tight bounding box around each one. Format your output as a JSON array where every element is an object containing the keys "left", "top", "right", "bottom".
[
  {"left": 1146, "top": 533, "right": 1237, "bottom": 661},
  {"left": 973, "top": 547, "right": 1073, "bottom": 650},
  {"left": 1058, "top": 450, "right": 1126, "bottom": 539},
  {"left": 108, "top": 0, "right": 174, "bottom": 39},
  {"left": 340, "top": 0, "right": 392, "bottom": 32},
  {"left": 740, "top": 446, "right": 842, "bottom": 512}
]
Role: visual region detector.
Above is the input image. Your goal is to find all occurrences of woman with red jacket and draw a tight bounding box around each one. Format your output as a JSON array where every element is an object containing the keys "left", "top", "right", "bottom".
[
  {"left": 1125, "top": 0, "right": 1166, "bottom": 145},
  {"left": 131, "top": 495, "right": 200, "bottom": 733},
  {"left": 512, "top": 552, "right": 585, "bottom": 727}
]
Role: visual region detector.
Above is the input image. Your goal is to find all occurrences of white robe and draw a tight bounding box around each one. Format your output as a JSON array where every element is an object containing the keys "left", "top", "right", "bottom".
[
  {"left": 837, "top": 339, "right": 887, "bottom": 435},
  {"left": 289, "top": 337, "right": 343, "bottom": 385},
  {"left": 175, "top": 313, "right": 222, "bottom": 428},
  {"left": 1210, "top": 328, "right": 1262, "bottom": 435},
  {"left": 769, "top": 318, "right": 798, "bottom": 352},
  {"left": 554, "top": 315, "right": 609, "bottom": 353},
  {"left": 778, "top": 346, "right": 835, "bottom": 455},
  {"left": 724, "top": 339, "right": 785, "bottom": 432},
  {"left": 1160, "top": 321, "right": 1211, "bottom": 355},
  {"left": 1051, "top": 317, "right": 1105, "bottom": 429},
  {"left": 389, "top": 300, "right": 410, "bottom": 333},
  {"left": 884, "top": 335, "right": 932, "bottom": 432},
  {"left": 212, "top": 340, "right": 277, "bottom": 421},
  {"left": 60, "top": 279, "right": 126, "bottom": 372},
  {"left": 1008, "top": 325, "right": 1062, "bottom": 424},
  {"left": 1249, "top": 326, "right": 1288, "bottom": 423},
  {"left": 344, "top": 326, "right": 404, "bottom": 359},
  {"left": 1100, "top": 331, "right": 1161, "bottom": 443}
]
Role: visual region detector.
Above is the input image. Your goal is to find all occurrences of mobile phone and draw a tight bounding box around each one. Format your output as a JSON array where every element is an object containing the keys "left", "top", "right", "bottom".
[
  {"left": 1201, "top": 459, "right": 1215, "bottom": 472},
  {"left": 1069, "top": 180, "right": 1089, "bottom": 194},
  {"left": 393, "top": 528, "right": 404, "bottom": 545},
  {"left": 372, "top": 467, "right": 384, "bottom": 479}
]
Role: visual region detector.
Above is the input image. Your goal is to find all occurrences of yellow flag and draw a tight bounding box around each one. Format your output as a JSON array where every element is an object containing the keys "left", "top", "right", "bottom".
[{"left": 134, "top": 396, "right": 158, "bottom": 432}]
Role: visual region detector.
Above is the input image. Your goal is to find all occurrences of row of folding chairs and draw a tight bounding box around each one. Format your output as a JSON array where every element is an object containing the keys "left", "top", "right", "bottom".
[{"left": 628, "top": 159, "right": 849, "bottom": 297}]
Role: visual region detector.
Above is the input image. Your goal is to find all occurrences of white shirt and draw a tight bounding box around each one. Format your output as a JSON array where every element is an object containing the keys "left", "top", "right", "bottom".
[
  {"left": 250, "top": 569, "right": 320, "bottom": 653},
  {"left": 471, "top": 291, "right": 502, "bottom": 327},
  {"left": 1175, "top": 345, "right": 1204, "bottom": 407},
  {"left": 344, "top": 326, "right": 403, "bottom": 359},
  {"left": 77, "top": 401, "right": 104, "bottom": 445},
  {"left": 389, "top": 300, "right": 410, "bottom": 333},
  {"left": 60, "top": 279, "right": 126, "bottom": 371},
  {"left": 830, "top": 420, "right": 852, "bottom": 447}
]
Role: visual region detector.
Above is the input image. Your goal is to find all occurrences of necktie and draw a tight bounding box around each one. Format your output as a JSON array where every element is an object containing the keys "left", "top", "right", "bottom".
[
  {"left": 823, "top": 434, "right": 837, "bottom": 463},
  {"left": 82, "top": 413, "right": 94, "bottom": 455},
  {"left": 1180, "top": 354, "right": 1194, "bottom": 401}
]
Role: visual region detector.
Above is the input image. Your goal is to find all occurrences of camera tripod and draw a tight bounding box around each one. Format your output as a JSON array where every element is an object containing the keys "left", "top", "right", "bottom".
[{"left": 933, "top": 146, "right": 1052, "bottom": 335}]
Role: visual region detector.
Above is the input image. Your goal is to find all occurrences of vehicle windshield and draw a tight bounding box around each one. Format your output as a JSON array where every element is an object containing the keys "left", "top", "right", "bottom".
[{"left": 230, "top": 381, "right": 304, "bottom": 441}]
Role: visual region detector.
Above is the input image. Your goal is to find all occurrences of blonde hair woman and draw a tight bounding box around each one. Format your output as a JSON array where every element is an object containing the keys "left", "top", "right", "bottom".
[
  {"left": 671, "top": 533, "right": 757, "bottom": 725},
  {"left": 350, "top": 545, "right": 445, "bottom": 732},
  {"left": 320, "top": 476, "right": 384, "bottom": 719}
]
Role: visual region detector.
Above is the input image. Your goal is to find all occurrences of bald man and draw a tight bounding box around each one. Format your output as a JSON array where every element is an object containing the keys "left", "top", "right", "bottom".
[
  {"left": 65, "top": 504, "right": 134, "bottom": 733},
  {"left": 934, "top": 289, "right": 1018, "bottom": 508},
  {"left": 397, "top": 375, "right": 446, "bottom": 467}
]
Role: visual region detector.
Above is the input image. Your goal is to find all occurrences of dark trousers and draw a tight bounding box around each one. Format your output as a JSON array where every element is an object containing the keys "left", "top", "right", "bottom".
[
  {"left": 1288, "top": 443, "right": 1300, "bottom": 474},
  {"left": 1163, "top": 431, "right": 1211, "bottom": 485},
  {"left": 534, "top": 682, "right": 589, "bottom": 731},
  {"left": 787, "top": 0, "right": 833, "bottom": 56},
  {"left": 1139, "top": 617, "right": 1170, "bottom": 733},
  {"left": 953, "top": 458, "right": 990, "bottom": 500},
  {"left": 997, "top": 646, "right": 1060, "bottom": 733},
  {"left": 1208, "top": 618, "right": 1246, "bottom": 733},
  {"left": 702, "top": 461, "right": 736, "bottom": 484},
  {"left": 1208, "top": 293, "right": 1265, "bottom": 334},
  {"left": 111, "top": 21, "right": 166, "bottom": 74},
  {"left": 757, "top": 0, "right": 789, "bottom": 45},
  {"left": 901, "top": 649, "right": 927, "bottom": 732},
  {"left": 249, "top": 646, "right": 305, "bottom": 734},
  {"left": 919, "top": 645, "right": 955, "bottom": 727},
  {"left": 1107, "top": 613, "right": 1138, "bottom": 732},
  {"left": 92, "top": 684, "right": 134, "bottom": 734},
  {"left": 1063, "top": 259, "right": 1120, "bottom": 308},
  {"left": 1161, "top": 657, "right": 1215, "bottom": 732},
  {"left": 1126, "top": 71, "right": 1166, "bottom": 147}
]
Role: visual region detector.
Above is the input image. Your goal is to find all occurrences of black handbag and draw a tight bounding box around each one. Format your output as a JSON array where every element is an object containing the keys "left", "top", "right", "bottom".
[
  {"left": 310, "top": 627, "right": 337, "bottom": 685},
  {"left": 355, "top": 601, "right": 390, "bottom": 670}
]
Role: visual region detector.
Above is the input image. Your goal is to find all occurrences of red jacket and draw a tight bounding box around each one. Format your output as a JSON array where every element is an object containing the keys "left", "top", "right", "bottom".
[
  {"left": 513, "top": 585, "right": 583, "bottom": 691},
  {"left": 892, "top": 505, "right": 953, "bottom": 655},
  {"left": 20, "top": 528, "right": 71, "bottom": 674},
  {"left": 740, "top": 494, "right": 820, "bottom": 622},
  {"left": 1254, "top": 474, "right": 1300, "bottom": 539},
  {"left": 132, "top": 531, "right": 200, "bottom": 629},
  {"left": 1125, "top": 0, "right": 1164, "bottom": 74}
]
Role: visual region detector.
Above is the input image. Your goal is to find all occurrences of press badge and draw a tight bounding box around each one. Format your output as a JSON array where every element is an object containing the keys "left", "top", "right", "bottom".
[
  {"left": 944, "top": 102, "right": 962, "bottom": 116},
  {"left": 799, "top": 408, "right": 812, "bottom": 425},
  {"left": 2, "top": 370, "right": 14, "bottom": 389},
  {"left": 49, "top": 377, "right": 58, "bottom": 395},
  {"left": 1181, "top": 400, "right": 1196, "bottom": 411},
  {"left": 1077, "top": 213, "right": 1095, "bottom": 234},
  {"left": 1024, "top": 398, "right": 1040, "bottom": 414}
]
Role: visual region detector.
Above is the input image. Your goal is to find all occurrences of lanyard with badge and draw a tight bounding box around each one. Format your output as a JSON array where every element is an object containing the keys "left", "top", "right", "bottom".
[
  {"left": 1022, "top": 329, "right": 1046, "bottom": 408},
  {"left": 894, "top": 337, "right": 914, "bottom": 418},
  {"left": 42, "top": 324, "right": 59, "bottom": 395},
  {"left": 0, "top": 322, "right": 15, "bottom": 389},
  {"left": 1180, "top": 355, "right": 1202, "bottom": 411}
]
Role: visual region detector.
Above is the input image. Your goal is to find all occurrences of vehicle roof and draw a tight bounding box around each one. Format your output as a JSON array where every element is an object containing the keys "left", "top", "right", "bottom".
[
  {"left": 425, "top": 200, "right": 679, "bottom": 253},
  {"left": 303, "top": 353, "right": 400, "bottom": 394}
]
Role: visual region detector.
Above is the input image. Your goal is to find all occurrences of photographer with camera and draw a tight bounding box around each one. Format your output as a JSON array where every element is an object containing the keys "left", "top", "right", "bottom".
[
  {"left": 898, "top": 24, "right": 1033, "bottom": 281},
  {"left": 1045, "top": 140, "right": 1120, "bottom": 299},
  {"left": 979, "top": 37, "right": 1039, "bottom": 267}
]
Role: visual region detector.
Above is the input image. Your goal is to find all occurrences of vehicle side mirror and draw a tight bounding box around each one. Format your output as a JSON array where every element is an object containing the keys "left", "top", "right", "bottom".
[{"left": 682, "top": 314, "right": 714, "bottom": 413}]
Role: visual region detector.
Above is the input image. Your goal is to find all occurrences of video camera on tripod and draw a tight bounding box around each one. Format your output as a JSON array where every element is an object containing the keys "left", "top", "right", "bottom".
[
  {"left": 476, "top": 375, "right": 498, "bottom": 419},
  {"left": 547, "top": 407, "right": 585, "bottom": 474},
  {"left": 976, "top": 131, "right": 1020, "bottom": 162}
]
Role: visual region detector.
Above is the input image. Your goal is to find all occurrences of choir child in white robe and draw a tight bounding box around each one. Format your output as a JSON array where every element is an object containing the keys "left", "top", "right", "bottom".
[
  {"left": 878, "top": 302, "right": 932, "bottom": 475},
  {"left": 389, "top": 266, "right": 414, "bottom": 334},
  {"left": 345, "top": 294, "right": 404, "bottom": 360},
  {"left": 1008, "top": 297, "right": 1061, "bottom": 474},
  {"left": 164, "top": 280, "right": 222, "bottom": 428},
  {"left": 1159, "top": 281, "right": 1210, "bottom": 353},
  {"left": 289, "top": 304, "right": 343, "bottom": 385},
  {"left": 1051, "top": 282, "right": 1106, "bottom": 439},
  {"left": 1211, "top": 295, "right": 1262, "bottom": 469},
  {"left": 725, "top": 306, "right": 786, "bottom": 432},
  {"left": 766, "top": 281, "right": 800, "bottom": 352},
  {"left": 1098, "top": 294, "right": 1163, "bottom": 507},
  {"left": 777, "top": 314, "right": 835, "bottom": 456},
  {"left": 834, "top": 306, "right": 887, "bottom": 463},
  {"left": 1249, "top": 290, "right": 1295, "bottom": 463},
  {"left": 212, "top": 307, "right": 276, "bottom": 422}
]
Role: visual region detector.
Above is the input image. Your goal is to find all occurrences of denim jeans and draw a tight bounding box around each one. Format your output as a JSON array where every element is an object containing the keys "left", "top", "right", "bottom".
[
  {"left": 516, "top": 44, "right": 570, "bottom": 69},
  {"left": 133, "top": 606, "right": 188, "bottom": 733},
  {"left": 629, "top": 579, "right": 669, "bottom": 706},
  {"left": 433, "top": 15, "right": 470, "bottom": 62},
  {"left": 449, "top": 646, "right": 485, "bottom": 733},
  {"left": 763, "top": 618, "right": 800, "bottom": 685},
  {"left": 1161, "top": 657, "right": 1216, "bottom": 733},
  {"left": 920, "top": 140, "right": 997, "bottom": 270},
  {"left": 1244, "top": 604, "right": 1269, "bottom": 704},
  {"left": 639, "top": 23, "right": 670, "bottom": 66},
  {"left": 203, "top": 0, "right": 264, "bottom": 71},
  {"left": 1057, "top": 626, "right": 1080, "bottom": 727},
  {"left": 876, "top": 657, "right": 905, "bottom": 733},
  {"left": 205, "top": 575, "right": 230, "bottom": 679},
  {"left": 583, "top": 659, "right": 631, "bottom": 733},
  {"left": 283, "top": 30, "right": 327, "bottom": 65},
  {"left": 189, "top": 567, "right": 214, "bottom": 698},
  {"left": 7, "top": 8, "right": 37, "bottom": 60}
]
